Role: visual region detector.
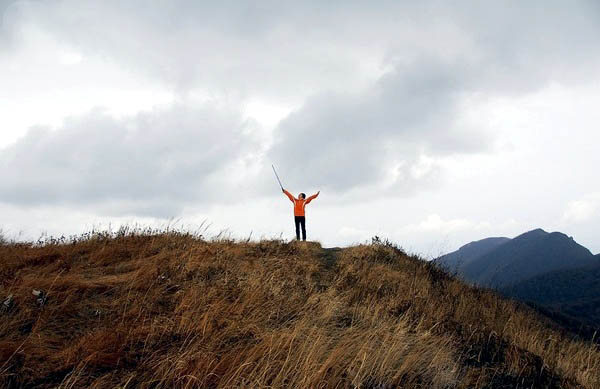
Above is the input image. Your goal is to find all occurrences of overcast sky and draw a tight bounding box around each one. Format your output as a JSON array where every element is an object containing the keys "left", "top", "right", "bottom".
[{"left": 1, "top": 1, "right": 600, "bottom": 256}]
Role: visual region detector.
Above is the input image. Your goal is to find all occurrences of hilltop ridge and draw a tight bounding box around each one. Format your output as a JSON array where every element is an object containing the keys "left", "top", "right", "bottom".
[{"left": 1, "top": 232, "right": 599, "bottom": 388}]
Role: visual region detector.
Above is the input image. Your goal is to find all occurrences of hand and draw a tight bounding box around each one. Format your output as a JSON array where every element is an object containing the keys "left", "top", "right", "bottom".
[{"left": 317, "top": 191, "right": 320, "bottom": 196}]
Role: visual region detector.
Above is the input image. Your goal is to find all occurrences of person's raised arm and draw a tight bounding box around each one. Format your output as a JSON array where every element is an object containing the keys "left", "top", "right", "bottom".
[
  {"left": 283, "top": 189, "right": 296, "bottom": 202},
  {"left": 305, "top": 191, "right": 320, "bottom": 204}
]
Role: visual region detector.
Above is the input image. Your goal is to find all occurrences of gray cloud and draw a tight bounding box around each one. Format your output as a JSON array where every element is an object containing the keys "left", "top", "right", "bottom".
[
  {"left": 0, "top": 104, "right": 259, "bottom": 216},
  {"left": 268, "top": 57, "right": 490, "bottom": 194},
  {"left": 265, "top": 1, "right": 600, "bottom": 195},
  {"left": 3, "top": 0, "right": 600, "bottom": 222},
  {"left": 0, "top": 0, "right": 18, "bottom": 48},
  {"left": 17, "top": 1, "right": 383, "bottom": 99},
  {"left": 14, "top": 1, "right": 598, "bottom": 98},
  {"left": 0, "top": 0, "right": 15, "bottom": 20}
]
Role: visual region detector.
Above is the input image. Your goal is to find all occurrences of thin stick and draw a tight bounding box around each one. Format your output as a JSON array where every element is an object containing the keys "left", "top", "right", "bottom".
[{"left": 272, "top": 164, "right": 284, "bottom": 191}]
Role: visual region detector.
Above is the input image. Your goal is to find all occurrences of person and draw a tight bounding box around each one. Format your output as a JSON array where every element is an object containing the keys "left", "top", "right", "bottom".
[{"left": 282, "top": 188, "right": 320, "bottom": 241}]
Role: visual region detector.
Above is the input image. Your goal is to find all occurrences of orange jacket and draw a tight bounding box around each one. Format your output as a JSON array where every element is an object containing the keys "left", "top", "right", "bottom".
[{"left": 283, "top": 189, "right": 318, "bottom": 217}]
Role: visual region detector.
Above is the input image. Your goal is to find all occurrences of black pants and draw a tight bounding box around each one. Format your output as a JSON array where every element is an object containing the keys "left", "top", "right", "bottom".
[{"left": 294, "top": 216, "right": 306, "bottom": 241}]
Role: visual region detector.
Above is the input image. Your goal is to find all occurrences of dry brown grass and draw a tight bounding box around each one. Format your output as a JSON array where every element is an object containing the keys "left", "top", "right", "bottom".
[{"left": 1, "top": 232, "right": 599, "bottom": 388}]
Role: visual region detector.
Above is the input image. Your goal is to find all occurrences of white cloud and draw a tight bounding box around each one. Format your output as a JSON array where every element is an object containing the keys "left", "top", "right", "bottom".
[
  {"left": 337, "top": 226, "right": 371, "bottom": 243},
  {"left": 0, "top": 21, "right": 176, "bottom": 147},
  {"left": 243, "top": 99, "right": 294, "bottom": 130},
  {"left": 399, "top": 214, "right": 481, "bottom": 234},
  {"left": 58, "top": 50, "right": 83, "bottom": 65},
  {"left": 562, "top": 193, "right": 600, "bottom": 223}
]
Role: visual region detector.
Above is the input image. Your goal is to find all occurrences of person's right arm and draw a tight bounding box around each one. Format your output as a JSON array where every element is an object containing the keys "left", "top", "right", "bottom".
[
  {"left": 305, "top": 191, "right": 319, "bottom": 204},
  {"left": 283, "top": 189, "right": 295, "bottom": 202}
]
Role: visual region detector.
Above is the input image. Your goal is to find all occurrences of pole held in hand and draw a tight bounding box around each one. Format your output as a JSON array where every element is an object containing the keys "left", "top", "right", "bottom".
[{"left": 272, "top": 164, "right": 284, "bottom": 191}]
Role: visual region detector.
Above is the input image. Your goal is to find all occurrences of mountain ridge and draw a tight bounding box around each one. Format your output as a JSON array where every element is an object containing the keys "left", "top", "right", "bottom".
[
  {"left": 459, "top": 228, "right": 595, "bottom": 288},
  {"left": 434, "top": 236, "right": 510, "bottom": 273}
]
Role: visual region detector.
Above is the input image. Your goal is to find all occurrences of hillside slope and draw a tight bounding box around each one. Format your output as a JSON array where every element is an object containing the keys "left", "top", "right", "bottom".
[
  {"left": 504, "top": 262, "right": 600, "bottom": 330},
  {"left": 1, "top": 233, "right": 600, "bottom": 388}
]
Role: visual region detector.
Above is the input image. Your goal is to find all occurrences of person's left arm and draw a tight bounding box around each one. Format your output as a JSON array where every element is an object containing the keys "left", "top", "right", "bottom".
[{"left": 305, "top": 191, "right": 320, "bottom": 204}]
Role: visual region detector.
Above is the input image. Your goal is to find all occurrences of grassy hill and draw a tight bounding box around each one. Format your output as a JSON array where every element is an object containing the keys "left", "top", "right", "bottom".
[{"left": 1, "top": 231, "right": 600, "bottom": 388}]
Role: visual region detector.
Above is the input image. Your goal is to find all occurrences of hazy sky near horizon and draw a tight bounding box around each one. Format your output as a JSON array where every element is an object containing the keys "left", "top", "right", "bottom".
[{"left": 2, "top": 1, "right": 600, "bottom": 255}]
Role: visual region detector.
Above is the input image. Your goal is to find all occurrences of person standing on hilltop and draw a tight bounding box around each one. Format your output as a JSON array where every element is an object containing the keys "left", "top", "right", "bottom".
[{"left": 282, "top": 189, "right": 320, "bottom": 241}]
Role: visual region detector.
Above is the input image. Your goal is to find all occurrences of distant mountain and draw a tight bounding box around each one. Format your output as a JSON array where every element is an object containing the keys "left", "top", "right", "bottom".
[
  {"left": 461, "top": 229, "right": 595, "bottom": 288},
  {"left": 435, "top": 237, "right": 510, "bottom": 274},
  {"left": 435, "top": 229, "right": 600, "bottom": 337}
]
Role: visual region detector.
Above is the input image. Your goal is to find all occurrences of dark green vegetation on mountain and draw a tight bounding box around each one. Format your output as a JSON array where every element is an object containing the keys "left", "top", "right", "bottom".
[{"left": 505, "top": 262, "right": 600, "bottom": 332}]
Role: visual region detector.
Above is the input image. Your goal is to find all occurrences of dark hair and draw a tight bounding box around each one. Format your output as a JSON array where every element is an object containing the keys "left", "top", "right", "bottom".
[{"left": 299, "top": 193, "right": 306, "bottom": 199}]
